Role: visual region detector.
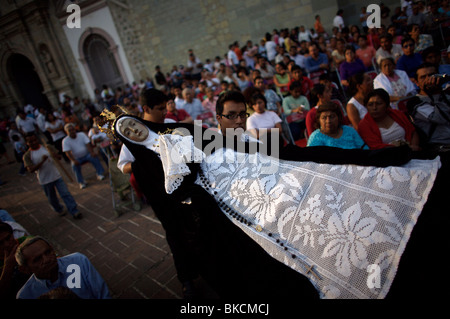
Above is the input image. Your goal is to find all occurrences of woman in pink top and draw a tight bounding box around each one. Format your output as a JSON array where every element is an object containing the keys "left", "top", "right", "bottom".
[{"left": 356, "top": 35, "right": 376, "bottom": 70}]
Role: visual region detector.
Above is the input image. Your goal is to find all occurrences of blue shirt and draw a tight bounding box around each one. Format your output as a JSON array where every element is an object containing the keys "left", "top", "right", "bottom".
[
  {"left": 396, "top": 53, "right": 423, "bottom": 78},
  {"left": 305, "top": 53, "right": 329, "bottom": 73},
  {"left": 307, "top": 125, "right": 369, "bottom": 149},
  {"left": 16, "top": 252, "right": 111, "bottom": 299},
  {"left": 180, "top": 98, "right": 204, "bottom": 120}
]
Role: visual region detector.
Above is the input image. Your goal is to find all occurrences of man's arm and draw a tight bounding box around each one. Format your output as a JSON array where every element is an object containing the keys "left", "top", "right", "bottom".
[
  {"left": 23, "top": 149, "right": 48, "bottom": 173},
  {"left": 117, "top": 144, "right": 134, "bottom": 174}
]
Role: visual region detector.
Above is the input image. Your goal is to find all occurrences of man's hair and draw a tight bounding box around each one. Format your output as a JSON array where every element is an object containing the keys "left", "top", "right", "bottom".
[
  {"left": 38, "top": 286, "right": 80, "bottom": 299},
  {"left": 407, "top": 23, "right": 419, "bottom": 34},
  {"left": 291, "top": 64, "right": 303, "bottom": 73},
  {"left": 288, "top": 80, "right": 303, "bottom": 92},
  {"left": 421, "top": 46, "right": 440, "bottom": 60},
  {"left": 15, "top": 236, "right": 53, "bottom": 267},
  {"left": 250, "top": 93, "right": 267, "bottom": 107},
  {"left": 0, "top": 221, "right": 13, "bottom": 235},
  {"left": 216, "top": 90, "right": 246, "bottom": 115},
  {"left": 140, "top": 88, "right": 168, "bottom": 109},
  {"left": 253, "top": 76, "right": 264, "bottom": 83},
  {"left": 415, "top": 62, "right": 438, "bottom": 80},
  {"left": 64, "top": 123, "right": 75, "bottom": 133},
  {"left": 344, "top": 45, "right": 355, "bottom": 54},
  {"left": 24, "top": 132, "right": 37, "bottom": 139},
  {"left": 379, "top": 33, "right": 393, "bottom": 42},
  {"left": 401, "top": 36, "right": 415, "bottom": 46},
  {"left": 319, "top": 73, "right": 331, "bottom": 82}
]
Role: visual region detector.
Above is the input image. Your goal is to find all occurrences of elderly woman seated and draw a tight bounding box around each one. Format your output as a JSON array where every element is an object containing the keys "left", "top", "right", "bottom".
[
  {"left": 373, "top": 57, "right": 417, "bottom": 108},
  {"left": 358, "top": 88, "right": 421, "bottom": 150},
  {"left": 306, "top": 102, "right": 368, "bottom": 149}
]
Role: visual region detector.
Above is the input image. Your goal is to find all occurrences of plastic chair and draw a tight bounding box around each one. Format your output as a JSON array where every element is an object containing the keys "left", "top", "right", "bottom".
[
  {"left": 196, "top": 111, "right": 214, "bottom": 120},
  {"left": 372, "top": 57, "right": 380, "bottom": 73},
  {"left": 397, "top": 97, "right": 415, "bottom": 114},
  {"left": 365, "top": 70, "right": 378, "bottom": 80}
]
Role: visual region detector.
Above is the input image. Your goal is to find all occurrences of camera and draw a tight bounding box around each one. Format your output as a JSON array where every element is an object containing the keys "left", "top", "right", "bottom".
[{"left": 433, "top": 74, "right": 450, "bottom": 84}]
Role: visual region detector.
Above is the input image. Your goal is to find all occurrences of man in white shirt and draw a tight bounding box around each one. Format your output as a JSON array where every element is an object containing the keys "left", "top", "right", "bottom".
[
  {"left": 227, "top": 43, "right": 239, "bottom": 70},
  {"left": 375, "top": 33, "right": 403, "bottom": 65},
  {"left": 333, "top": 9, "right": 345, "bottom": 31},
  {"left": 23, "top": 133, "right": 81, "bottom": 219},
  {"left": 115, "top": 88, "right": 198, "bottom": 298},
  {"left": 62, "top": 123, "right": 105, "bottom": 189},
  {"left": 117, "top": 89, "right": 176, "bottom": 175},
  {"left": 17, "top": 111, "right": 38, "bottom": 135}
]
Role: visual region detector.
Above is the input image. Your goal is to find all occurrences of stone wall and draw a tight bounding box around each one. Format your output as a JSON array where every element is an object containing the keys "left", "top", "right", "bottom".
[{"left": 110, "top": 0, "right": 339, "bottom": 81}]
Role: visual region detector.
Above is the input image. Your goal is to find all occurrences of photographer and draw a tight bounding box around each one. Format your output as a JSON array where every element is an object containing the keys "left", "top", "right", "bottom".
[{"left": 407, "top": 63, "right": 450, "bottom": 152}]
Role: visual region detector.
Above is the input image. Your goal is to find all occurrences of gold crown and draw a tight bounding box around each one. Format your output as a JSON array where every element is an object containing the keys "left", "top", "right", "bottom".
[{"left": 97, "top": 105, "right": 130, "bottom": 142}]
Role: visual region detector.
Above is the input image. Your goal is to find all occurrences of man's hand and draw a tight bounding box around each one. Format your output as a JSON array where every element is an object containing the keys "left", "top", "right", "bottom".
[{"left": 293, "top": 106, "right": 304, "bottom": 113}]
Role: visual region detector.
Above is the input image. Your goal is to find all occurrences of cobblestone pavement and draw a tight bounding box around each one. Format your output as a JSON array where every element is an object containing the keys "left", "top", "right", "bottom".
[{"left": 0, "top": 141, "right": 216, "bottom": 300}]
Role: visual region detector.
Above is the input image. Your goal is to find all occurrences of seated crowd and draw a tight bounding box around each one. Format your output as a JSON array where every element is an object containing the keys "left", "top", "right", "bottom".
[
  {"left": 2, "top": 2, "right": 449, "bottom": 172},
  {"left": 0, "top": 1, "right": 449, "bottom": 300}
]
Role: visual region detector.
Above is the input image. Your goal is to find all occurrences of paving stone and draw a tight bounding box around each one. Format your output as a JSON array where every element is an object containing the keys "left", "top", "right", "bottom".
[{"left": 0, "top": 142, "right": 221, "bottom": 299}]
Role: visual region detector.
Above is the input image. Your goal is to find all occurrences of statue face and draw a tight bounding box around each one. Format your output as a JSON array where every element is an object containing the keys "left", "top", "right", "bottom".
[{"left": 118, "top": 118, "right": 149, "bottom": 142}]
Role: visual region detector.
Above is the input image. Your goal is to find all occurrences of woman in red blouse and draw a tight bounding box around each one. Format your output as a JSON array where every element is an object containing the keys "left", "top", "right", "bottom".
[{"left": 358, "top": 88, "right": 421, "bottom": 150}]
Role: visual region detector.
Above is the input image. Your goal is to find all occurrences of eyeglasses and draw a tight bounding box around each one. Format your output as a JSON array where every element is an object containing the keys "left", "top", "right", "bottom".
[
  {"left": 220, "top": 112, "right": 250, "bottom": 120},
  {"left": 403, "top": 43, "right": 414, "bottom": 48}
]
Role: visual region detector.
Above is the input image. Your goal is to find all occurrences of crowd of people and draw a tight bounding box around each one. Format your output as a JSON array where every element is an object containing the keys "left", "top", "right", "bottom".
[{"left": 0, "top": 1, "right": 449, "bottom": 299}]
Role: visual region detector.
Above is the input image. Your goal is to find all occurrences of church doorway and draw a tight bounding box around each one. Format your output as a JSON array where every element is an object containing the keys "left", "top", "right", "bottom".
[
  {"left": 7, "top": 54, "right": 52, "bottom": 110},
  {"left": 83, "top": 33, "right": 124, "bottom": 90}
]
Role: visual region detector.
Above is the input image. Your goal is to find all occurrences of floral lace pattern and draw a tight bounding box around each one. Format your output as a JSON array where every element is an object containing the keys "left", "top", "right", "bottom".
[
  {"left": 157, "top": 134, "right": 440, "bottom": 298},
  {"left": 194, "top": 148, "right": 440, "bottom": 299},
  {"left": 159, "top": 134, "right": 205, "bottom": 194}
]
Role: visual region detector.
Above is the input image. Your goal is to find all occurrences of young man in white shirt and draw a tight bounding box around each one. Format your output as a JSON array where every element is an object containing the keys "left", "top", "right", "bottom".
[
  {"left": 23, "top": 133, "right": 81, "bottom": 219},
  {"left": 333, "top": 9, "right": 345, "bottom": 31},
  {"left": 246, "top": 93, "right": 283, "bottom": 140},
  {"left": 62, "top": 123, "right": 105, "bottom": 189},
  {"left": 17, "top": 111, "right": 38, "bottom": 136}
]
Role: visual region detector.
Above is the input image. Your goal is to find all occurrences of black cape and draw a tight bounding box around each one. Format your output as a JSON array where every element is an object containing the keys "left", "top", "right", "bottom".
[{"left": 116, "top": 116, "right": 448, "bottom": 300}]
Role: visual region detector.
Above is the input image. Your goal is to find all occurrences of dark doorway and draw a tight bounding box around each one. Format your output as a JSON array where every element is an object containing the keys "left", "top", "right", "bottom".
[
  {"left": 83, "top": 34, "right": 124, "bottom": 90},
  {"left": 7, "top": 54, "right": 52, "bottom": 110}
]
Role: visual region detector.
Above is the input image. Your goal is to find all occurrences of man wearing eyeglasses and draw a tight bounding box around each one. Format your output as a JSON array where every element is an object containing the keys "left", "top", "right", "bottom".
[
  {"left": 215, "top": 90, "right": 249, "bottom": 139},
  {"left": 396, "top": 37, "right": 423, "bottom": 81}
]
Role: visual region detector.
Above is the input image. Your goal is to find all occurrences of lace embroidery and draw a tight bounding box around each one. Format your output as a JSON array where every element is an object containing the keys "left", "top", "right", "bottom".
[
  {"left": 194, "top": 148, "right": 440, "bottom": 299},
  {"left": 159, "top": 134, "right": 205, "bottom": 194},
  {"left": 157, "top": 135, "right": 440, "bottom": 298}
]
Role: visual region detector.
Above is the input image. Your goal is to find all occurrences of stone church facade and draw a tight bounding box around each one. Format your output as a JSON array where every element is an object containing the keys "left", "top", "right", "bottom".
[{"left": 0, "top": 0, "right": 397, "bottom": 118}]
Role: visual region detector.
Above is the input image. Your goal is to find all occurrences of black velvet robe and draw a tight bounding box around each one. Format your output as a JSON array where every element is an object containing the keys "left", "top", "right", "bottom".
[{"left": 115, "top": 116, "right": 448, "bottom": 300}]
